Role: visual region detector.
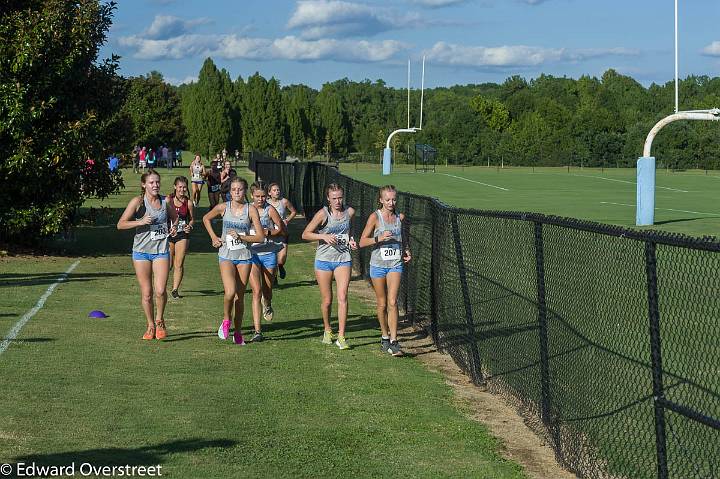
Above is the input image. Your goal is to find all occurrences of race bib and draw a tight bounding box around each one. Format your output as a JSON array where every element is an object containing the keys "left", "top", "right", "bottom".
[
  {"left": 226, "top": 234, "right": 245, "bottom": 251},
  {"left": 178, "top": 220, "right": 186, "bottom": 230},
  {"left": 211, "top": 184, "right": 220, "bottom": 193},
  {"left": 191, "top": 173, "right": 201, "bottom": 181},
  {"left": 335, "top": 234, "right": 349, "bottom": 248},
  {"left": 150, "top": 223, "right": 168, "bottom": 241},
  {"left": 380, "top": 247, "right": 401, "bottom": 261}
]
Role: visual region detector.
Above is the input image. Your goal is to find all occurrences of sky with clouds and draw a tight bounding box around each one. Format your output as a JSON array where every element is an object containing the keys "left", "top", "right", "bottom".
[{"left": 103, "top": 0, "right": 720, "bottom": 89}]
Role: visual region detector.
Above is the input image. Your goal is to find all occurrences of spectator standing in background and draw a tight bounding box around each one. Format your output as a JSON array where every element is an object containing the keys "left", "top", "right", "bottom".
[
  {"left": 108, "top": 153, "right": 119, "bottom": 172},
  {"left": 139, "top": 146, "right": 147, "bottom": 172}
]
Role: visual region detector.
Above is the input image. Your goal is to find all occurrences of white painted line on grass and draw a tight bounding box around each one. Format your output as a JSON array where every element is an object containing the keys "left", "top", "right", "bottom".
[
  {"left": 572, "top": 174, "right": 689, "bottom": 193},
  {"left": 0, "top": 260, "right": 80, "bottom": 356},
  {"left": 600, "top": 202, "right": 719, "bottom": 217},
  {"left": 441, "top": 173, "right": 509, "bottom": 191}
]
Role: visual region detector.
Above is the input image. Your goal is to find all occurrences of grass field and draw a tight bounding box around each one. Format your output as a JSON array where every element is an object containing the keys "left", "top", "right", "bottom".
[
  {"left": 339, "top": 163, "right": 720, "bottom": 238},
  {"left": 0, "top": 168, "right": 526, "bottom": 478},
  {"left": 330, "top": 162, "right": 720, "bottom": 477}
]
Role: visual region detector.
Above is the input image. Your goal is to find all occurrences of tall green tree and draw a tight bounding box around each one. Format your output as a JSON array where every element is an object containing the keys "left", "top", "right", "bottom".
[
  {"left": 316, "top": 85, "right": 349, "bottom": 159},
  {"left": 122, "top": 71, "right": 185, "bottom": 148},
  {"left": 181, "top": 58, "right": 231, "bottom": 158},
  {"left": 0, "top": 0, "right": 124, "bottom": 242}
]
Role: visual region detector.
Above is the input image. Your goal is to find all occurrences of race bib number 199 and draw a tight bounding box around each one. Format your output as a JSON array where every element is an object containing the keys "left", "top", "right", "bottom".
[
  {"left": 226, "top": 234, "right": 244, "bottom": 251},
  {"left": 150, "top": 223, "right": 168, "bottom": 241}
]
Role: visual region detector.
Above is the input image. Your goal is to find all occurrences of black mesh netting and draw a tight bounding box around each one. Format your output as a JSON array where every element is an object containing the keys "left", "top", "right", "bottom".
[{"left": 256, "top": 161, "right": 720, "bottom": 479}]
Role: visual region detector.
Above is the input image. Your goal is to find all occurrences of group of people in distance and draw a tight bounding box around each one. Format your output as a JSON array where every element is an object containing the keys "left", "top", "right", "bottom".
[
  {"left": 133, "top": 145, "right": 182, "bottom": 173},
  {"left": 189, "top": 153, "right": 251, "bottom": 210},
  {"left": 117, "top": 167, "right": 411, "bottom": 356}
]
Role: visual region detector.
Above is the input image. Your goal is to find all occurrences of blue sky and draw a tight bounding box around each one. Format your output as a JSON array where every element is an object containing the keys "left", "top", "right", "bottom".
[{"left": 102, "top": 0, "right": 720, "bottom": 89}]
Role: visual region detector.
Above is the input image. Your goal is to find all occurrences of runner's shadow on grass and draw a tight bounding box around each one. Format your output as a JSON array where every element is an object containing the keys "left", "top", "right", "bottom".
[
  {"left": 266, "top": 314, "right": 378, "bottom": 341},
  {"left": 272, "top": 279, "right": 319, "bottom": 290},
  {"left": 0, "top": 272, "right": 131, "bottom": 288},
  {"left": 182, "top": 289, "right": 222, "bottom": 297},
  {"left": 12, "top": 438, "right": 238, "bottom": 469},
  {"left": 5, "top": 338, "right": 55, "bottom": 343},
  {"left": 164, "top": 331, "right": 218, "bottom": 342}
]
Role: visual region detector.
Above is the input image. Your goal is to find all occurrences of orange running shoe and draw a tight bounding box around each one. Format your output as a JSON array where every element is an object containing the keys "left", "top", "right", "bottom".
[
  {"left": 142, "top": 326, "right": 155, "bottom": 340},
  {"left": 155, "top": 321, "right": 167, "bottom": 340}
]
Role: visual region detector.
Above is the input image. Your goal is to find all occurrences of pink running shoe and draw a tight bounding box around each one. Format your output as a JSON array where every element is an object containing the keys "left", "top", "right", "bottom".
[
  {"left": 218, "top": 319, "right": 231, "bottom": 340},
  {"left": 233, "top": 331, "right": 246, "bottom": 345}
]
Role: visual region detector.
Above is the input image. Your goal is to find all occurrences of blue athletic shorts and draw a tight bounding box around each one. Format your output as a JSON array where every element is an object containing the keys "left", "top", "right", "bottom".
[
  {"left": 369, "top": 264, "right": 403, "bottom": 279},
  {"left": 252, "top": 253, "right": 277, "bottom": 270},
  {"left": 219, "top": 257, "right": 253, "bottom": 265},
  {"left": 314, "top": 260, "right": 352, "bottom": 272},
  {"left": 132, "top": 251, "right": 170, "bottom": 262}
]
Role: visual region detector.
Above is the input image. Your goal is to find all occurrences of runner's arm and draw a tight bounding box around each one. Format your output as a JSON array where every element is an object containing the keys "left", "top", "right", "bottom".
[
  {"left": 116, "top": 197, "right": 145, "bottom": 230},
  {"left": 267, "top": 207, "right": 287, "bottom": 238},
  {"left": 358, "top": 214, "right": 378, "bottom": 248},
  {"left": 284, "top": 199, "right": 297, "bottom": 224},
  {"left": 202, "top": 203, "right": 226, "bottom": 244},
  {"left": 302, "top": 209, "right": 332, "bottom": 243},
  {"left": 246, "top": 205, "right": 266, "bottom": 243}
]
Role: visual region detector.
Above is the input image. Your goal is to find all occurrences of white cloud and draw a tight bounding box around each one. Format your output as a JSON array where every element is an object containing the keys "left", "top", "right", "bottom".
[
  {"left": 287, "top": 0, "right": 428, "bottom": 39},
  {"left": 410, "top": 0, "right": 468, "bottom": 7},
  {"left": 143, "top": 15, "right": 211, "bottom": 40},
  {"left": 119, "top": 32, "right": 410, "bottom": 63},
  {"left": 702, "top": 41, "right": 720, "bottom": 56},
  {"left": 165, "top": 75, "right": 198, "bottom": 86},
  {"left": 424, "top": 42, "right": 639, "bottom": 69},
  {"left": 119, "top": 34, "right": 220, "bottom": 60}
]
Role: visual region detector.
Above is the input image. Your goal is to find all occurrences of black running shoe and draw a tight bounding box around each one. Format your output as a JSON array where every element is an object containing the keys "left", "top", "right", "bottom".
[
  {"left": 278, "top": 264, "right": 286, "bottom": 279},
  {"left": 388, "top": 340, "right": 404, "bottom": 357},
  {"left": 381, "top": 337, "right": 391, "bottom": 353},
  {"left": 252, "top": 331, "right": 264, "bottom": 342},
  {"left": 171, "top": 290, "right": 180, "bottom": 299}
]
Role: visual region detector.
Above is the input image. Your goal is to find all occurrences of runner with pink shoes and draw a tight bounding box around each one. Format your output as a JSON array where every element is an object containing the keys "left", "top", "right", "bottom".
[{"left": 202, "top": 176, "right": 265, "bottom": 345}]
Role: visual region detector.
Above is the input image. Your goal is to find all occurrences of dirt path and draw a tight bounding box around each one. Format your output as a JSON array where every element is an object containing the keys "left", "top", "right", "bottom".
[{"left": 349, "top": 277, "right": 576, "bottom": 479}]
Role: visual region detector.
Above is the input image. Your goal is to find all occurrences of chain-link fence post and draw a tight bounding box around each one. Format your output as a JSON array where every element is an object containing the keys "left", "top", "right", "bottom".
[
  {"left": 451, "top": 212, "right": 484, "bottom": 385},
  {"left": 534, "top": 222, "right": 556, "bottom": 440},
  {"left": 645, "top": 240, "right": 669, "bottom": 479},
  {"left": 429, "top": 203, "right": 442, "bottom": 345}
]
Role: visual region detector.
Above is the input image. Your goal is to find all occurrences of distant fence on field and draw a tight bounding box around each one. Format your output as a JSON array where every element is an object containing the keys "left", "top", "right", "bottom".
[{"left": 256, "top": 160, "right": 720, "bottom": 479}]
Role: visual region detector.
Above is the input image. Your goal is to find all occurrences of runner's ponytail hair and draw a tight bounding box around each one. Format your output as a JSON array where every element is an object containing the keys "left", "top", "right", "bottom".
[{"left": 377, "top": 185, "right": 397, "bottom": 209}]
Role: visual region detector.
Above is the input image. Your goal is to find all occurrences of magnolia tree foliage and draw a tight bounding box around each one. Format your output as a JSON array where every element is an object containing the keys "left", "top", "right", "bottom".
[
  {"left": 0, "top": 0, "right": 125, "bottom": 242},
  {"left": 122, "top": 71, "right": 185, "bottom": 149}
]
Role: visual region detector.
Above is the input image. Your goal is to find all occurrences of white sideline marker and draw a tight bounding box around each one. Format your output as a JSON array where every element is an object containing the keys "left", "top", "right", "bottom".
[
  {"left": 442, "top": 174, "right": 509, "bottom": 191},
  {"left": 600, "top": 202, "right": 719, "bottom": 217},
  {"left": 572, "top": 174, "right": 689, "bottom": 193},
  {"left": 0, "top": 260, "right": 80, "bottom": 356}
]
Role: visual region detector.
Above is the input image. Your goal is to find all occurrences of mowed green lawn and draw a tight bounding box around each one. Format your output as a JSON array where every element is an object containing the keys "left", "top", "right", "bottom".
[
  {"left": 341, "top": 164, "right": 720, "bottom": 238},
  {"left": 0, "top": 168, "right": 525, "bottom": 478}
]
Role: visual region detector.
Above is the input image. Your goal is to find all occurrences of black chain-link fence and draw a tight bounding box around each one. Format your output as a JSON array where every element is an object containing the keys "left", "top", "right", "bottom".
[{"left": 255, "top": 161, "right": 720, "bottom": 479}]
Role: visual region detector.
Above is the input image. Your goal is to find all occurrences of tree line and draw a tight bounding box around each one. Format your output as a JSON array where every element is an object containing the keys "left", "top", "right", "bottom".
[
  {"left": 4, "top": 0, "right": 720, "bottom": 243},
  {"left": 166, "top": 57, "right": 720, "bottom": 170}
]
